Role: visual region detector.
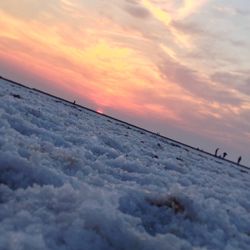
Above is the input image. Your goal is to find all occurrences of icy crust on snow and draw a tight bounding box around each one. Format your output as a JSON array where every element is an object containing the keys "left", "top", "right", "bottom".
[{"left": 0, "top": 79, "right": 250, "bottom": 250}]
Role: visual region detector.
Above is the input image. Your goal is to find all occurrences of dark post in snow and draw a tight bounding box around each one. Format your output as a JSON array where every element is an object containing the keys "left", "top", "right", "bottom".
[
  {"left": 215, "top": 148, "right": 219, "bottom": 157},
  {"left": 73, "top": 100, "right": 76, "bottom": 105},
  {"left": 237, "top": 156, "right": 242, "bottom": 165},
  {"left": 222, "top": 152, "right": 227, "bottom": 159}
]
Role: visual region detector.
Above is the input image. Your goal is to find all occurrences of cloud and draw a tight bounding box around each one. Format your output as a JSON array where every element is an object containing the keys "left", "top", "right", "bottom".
[
  {"left": 170, "top": 17, "right": 249, "bottom": 54},
  {"left": 124, "top": 5, "right": 151, "bottom": 18},
  {"left": 210, "top": 72, "right": 243, "bottom": 86},
  {"left": 170, "top": 20, "right": 205, "bottom": 36},
  {"left": 211, "top": 71, "right": 250, "bottom": 96},
  {"left": 213, "top": 5, "right": 250, "bottom": 17},
  {"left": 176, "top": 0, "right": 210, "bottom": 20},
  {"left": 238, "top": 78, "right": 250, "bottom": 96},
  {"left": 140, "top": 0, "right": 171, "bottom": 26},
  {"left": 0, "top": 0, "right": 61, "bottom": 20},
  {"left": 158, "top": 57, "right": 242, "bottom": 106}
]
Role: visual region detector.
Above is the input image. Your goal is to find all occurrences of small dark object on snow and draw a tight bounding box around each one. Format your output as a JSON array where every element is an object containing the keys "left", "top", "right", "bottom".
[
  {"left": 237, "top": 156, "right": 242, "bottom": 165},
  {"left": 215, "top": 148, "right": 219, "bottom": 157},
  {"left": 240, "top": 169, "right": 247, "bottom": 174},
  {"left": 170, "top": 143, "right": 181, "bottom": 148},
  {"left": 12, "top": 94, "right": 21, "bottom": 99},
  {"left": 176, "top": 157, "right": 183, "bottom": 162},
  {"left": 73, "top": 100, "right": 76, "bottom": 105},
  {"left": 148, "top": 196, "right": 185, "bottom": 214},
  {"left": 153, "top": 155, "right": 159, "bottom": 159},
  {"left": 222, "top": 152, "right": 227, "bottom": 159},
  {"left": 168, "top": 197, "right": 185, "bottom": 214}
]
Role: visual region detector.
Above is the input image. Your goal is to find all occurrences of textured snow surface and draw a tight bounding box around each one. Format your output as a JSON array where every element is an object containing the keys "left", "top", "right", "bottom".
[{"left": 0, "top": 78, "right": 250, "bottom": 250}]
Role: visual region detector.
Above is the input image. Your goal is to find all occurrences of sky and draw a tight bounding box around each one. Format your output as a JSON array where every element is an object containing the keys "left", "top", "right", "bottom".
[{"left": 0, "top": 0, "right": 250, "bottom": 164}]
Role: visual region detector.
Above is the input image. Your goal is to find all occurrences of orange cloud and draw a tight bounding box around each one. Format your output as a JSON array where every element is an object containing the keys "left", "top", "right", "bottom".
[
  {"left": 0, "top": 7, "right": 238, "bottom": 126},
  {"left": 0, "top": 9, "right": 185, "bottom": 121},
  {"left": 139, "top": 1, "right": 199, "bottom": 49},
  {"left": 141, "top": 0, "right": 171, "bottom": 26}
]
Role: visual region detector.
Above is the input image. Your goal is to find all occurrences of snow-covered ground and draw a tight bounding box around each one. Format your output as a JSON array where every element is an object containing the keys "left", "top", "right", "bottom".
[{"left": 0, "top": 78, "right": 250, "bottom": 250}]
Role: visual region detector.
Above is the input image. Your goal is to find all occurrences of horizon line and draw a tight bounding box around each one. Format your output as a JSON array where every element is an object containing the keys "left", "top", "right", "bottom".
[{"left": 1, "top": 75, "right": 249, "bottom": 170}]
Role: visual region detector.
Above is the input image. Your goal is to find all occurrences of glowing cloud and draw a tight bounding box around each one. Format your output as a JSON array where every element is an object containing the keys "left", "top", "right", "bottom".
[
  {"left": 141, "top": 0, "right": 171, "bottom": 26},
  {"left": 177, "top": 0, "right": 209, "bottom": 20}
]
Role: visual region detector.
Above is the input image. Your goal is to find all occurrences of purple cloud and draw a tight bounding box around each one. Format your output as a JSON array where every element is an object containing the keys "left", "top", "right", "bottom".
[
  {"left": 158, "top": 58, "right": 242, "bottom": 105},
  {"left": 211, "top": 71, "right": 250, "bottom": 96},
  {"left": 124, "top": 5, "right": 151, "bottom": 18}
]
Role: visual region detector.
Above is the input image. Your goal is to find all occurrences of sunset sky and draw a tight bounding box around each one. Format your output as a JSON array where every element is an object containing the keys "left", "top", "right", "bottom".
[{"left": 1, "top": 0, "right": 250, "bottom": 164}]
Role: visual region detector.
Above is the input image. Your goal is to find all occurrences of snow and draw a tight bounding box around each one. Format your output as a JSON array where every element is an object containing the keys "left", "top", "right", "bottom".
[{"left": 0, "top": 78, "right": 250, "bottom": 250}]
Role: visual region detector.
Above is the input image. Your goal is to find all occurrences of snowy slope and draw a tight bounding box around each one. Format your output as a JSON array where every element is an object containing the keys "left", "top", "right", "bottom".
[{"left": 0, "top": 78, "right": 250, "bottom": 250}]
